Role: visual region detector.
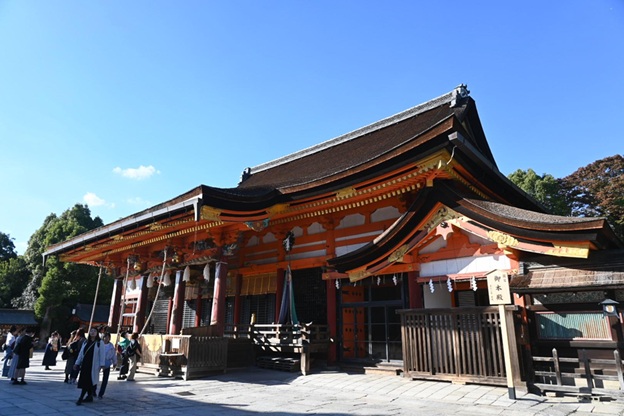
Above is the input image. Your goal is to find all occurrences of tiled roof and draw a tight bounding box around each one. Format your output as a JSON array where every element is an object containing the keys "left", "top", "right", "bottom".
[
  {"left": 510, "top": 267, "right": 624, "bottom": 292},
  {"left": 0, "top": 309, "right": 37, "bottom": 326},
  {"left": 511, "top": 250, "right": 624, "bottom": 292},
  {"left": 462, "top": 199, "right": 605, "bottom": 226},
  {"left": 237, "top": 92, "right": 467, "bottom": 192},
  {"left": 73, "top": 303, "right": 109, "bottom": 324}
]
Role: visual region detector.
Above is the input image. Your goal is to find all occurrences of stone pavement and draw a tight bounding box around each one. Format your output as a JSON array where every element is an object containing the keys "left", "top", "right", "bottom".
[{"left": 2, "top": 351, "right": 624, "bottom": 416}]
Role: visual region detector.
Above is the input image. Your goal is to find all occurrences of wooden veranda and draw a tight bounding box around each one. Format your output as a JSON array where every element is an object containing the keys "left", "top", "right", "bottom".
[{"left": 114, "top": 323, "right": 329, "bottom": 380}]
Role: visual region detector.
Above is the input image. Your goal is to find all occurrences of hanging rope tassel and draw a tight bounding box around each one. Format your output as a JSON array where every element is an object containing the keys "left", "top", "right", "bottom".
[
  {"left": 114, "top": 257, "right": 132, "bottom": 348},
  {"left": 139, "top": 248, "right": 168, "bottom": 336},
  {"left": 88, "top": 265, "right": 104, "bottom": 334}
]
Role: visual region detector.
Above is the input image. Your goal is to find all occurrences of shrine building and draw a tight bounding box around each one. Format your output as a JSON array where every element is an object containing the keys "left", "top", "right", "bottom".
[{"left": 44, "top": 86, "right": 624, "bottom": 392}]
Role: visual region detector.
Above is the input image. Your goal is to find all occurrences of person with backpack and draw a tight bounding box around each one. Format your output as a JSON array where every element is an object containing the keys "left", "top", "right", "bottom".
[
  {"left": 125, "top": 332, "right": 142, "bottom": 381},
  {"left": 74, "top": 328, "right": 105, "bottom": 405},
  {"left": 116, "top": 331, "right": 130, "bottom": 380}
]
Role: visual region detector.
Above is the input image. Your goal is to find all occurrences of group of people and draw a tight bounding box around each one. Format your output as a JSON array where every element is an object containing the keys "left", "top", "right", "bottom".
[
  {"left": 2, "top": 326, "right": 142, "bottom": 406},
  {"left": 1, "top": 326, "right": 37, "bottom": 385}
]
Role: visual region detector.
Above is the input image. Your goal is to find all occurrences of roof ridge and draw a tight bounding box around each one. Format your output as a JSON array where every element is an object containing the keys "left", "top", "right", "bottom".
[{"left": 249, "top": 85, "right": 469, "bottom": 174}]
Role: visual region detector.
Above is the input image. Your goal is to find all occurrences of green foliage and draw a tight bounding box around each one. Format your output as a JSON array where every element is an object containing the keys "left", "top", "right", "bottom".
[
  {"left": 508, "top": 156, "right": 624, "bottom": 241},
  {"left": 507, "top": 169, "right": 570, "bottom": 216},
  {"left": 0, "top": 232, "right": 17, "bottom": 262},
  {"left": 561, "top": 154, "right": 624, "bottom": 240},
  {"left": 0, "top": 256, "right": 30, "bottom": 308},
  {"left": 13, "top": 204, "right": 111, "bottom": 334}
]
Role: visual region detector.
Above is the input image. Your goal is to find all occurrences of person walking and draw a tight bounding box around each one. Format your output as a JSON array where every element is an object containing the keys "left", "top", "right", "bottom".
[
  {"left": 12, "top": 327, "right": 36, "bottom": 385},
  {"left": 117, "top": 331, "right": 130, "bottom": 380},
  {"left": 42, "top": 331, "right": 61, "bottom": 370},
  {"left": 125, "top": 332, "right": 142, "bottom": 382},
  {"left": 74, "top": 328, "right": 105, "bottom": 405},
  {"left": 67, "top": 329, "right": 85, "bottom": 384},
  {"left": 98, "top": 333, "right": 117, "bottom": 399},
  {"left": 2, "top": 326, "right": 17, "bottom": 377}
]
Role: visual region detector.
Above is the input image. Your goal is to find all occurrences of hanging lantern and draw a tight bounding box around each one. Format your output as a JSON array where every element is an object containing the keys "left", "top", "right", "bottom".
[
  {"left": 163, "top": 270, "right": 172, "bottom": 286},
  {"left": 127, "top": 278, "right": 136, "bottom": 290},
  {"left": 146, "top": 273, "right": 154, "bottom": 288},
  {"left": 429, "top": 278, "right": 435, "bottom": 293},
  {"left": 447, "top": 277, "right": 453, "bottom": 293},
  {"left": 203, "top": 263, "right": 211, "bottom": 282},
  {"left": 183, "top": 266, "right": 191, "bottom": 282}
]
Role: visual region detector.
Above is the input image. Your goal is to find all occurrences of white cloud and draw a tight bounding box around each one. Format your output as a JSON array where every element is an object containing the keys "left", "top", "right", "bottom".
[
  {"left": 83, "top": 192, "right": 107, "bottom": 207},
  {"left": 113, "top": 165, "right": 159, "bottom": 180},
  {"left": 127, "top": 197, "right": 151, "bottom": 206}
]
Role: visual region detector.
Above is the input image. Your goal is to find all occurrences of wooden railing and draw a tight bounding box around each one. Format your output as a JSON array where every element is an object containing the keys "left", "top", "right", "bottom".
[
  {"left": 530, "top": 348, "right": 624, "bottom": 397},
  {"left": 398, "top": 306, "right": 515, "bottom": 386},
  {"left": 225, "top": 323, "right": 330, "bottom": 375},
  {"left": 112, "top": 333, "right": 228, "bottom": 380}
]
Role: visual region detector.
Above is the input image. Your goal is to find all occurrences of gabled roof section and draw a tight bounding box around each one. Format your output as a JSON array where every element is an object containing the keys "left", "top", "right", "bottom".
[
  {"left": 237, "top": 85, "right": 479, "bottom": 193},
  {"left": 329, "top": 181, "right": 622, "bottom": 274}
]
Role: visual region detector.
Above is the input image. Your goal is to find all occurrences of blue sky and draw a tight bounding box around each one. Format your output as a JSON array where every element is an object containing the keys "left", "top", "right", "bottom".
[{"left": 1, "top": 1, "right": 623, "bottom": 254}]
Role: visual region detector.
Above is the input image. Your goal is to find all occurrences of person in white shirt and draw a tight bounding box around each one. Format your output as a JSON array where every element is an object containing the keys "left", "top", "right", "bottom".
[
  {"left": 2, "top": 326, "right": 17, "bottom": 377},
  {"left": 98, "top": 333, "right": 117, "bottom": 399}
]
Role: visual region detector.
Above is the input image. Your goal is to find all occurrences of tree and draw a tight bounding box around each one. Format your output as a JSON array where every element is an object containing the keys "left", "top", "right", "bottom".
[
  {"left": 0, "top": 256, "right": 30, "bottom": 308},
  {"left": 0, "top": 232, "right": 17, "bottom": 262},
  {"left": 561, "top": 154, "right": 624, "bottom": 240},
  {"left": 507, "top": 169, "right": 570, "bottom": 216},
  {"left": 14, "top": 204, "right": 111, "bottom": 336}
]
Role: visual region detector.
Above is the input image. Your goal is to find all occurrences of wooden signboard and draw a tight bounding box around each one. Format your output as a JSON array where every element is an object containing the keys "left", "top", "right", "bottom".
[{"left": 486, "top": 269, "right": 511, "bottom": 305}]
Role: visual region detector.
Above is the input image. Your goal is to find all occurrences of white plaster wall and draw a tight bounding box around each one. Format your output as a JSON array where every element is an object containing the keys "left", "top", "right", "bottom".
[
  {"left": 371, "top": 206, "right": 401, "bottom": 222},
  {"left": 420, "top": 255, "right": 511, "bottom": 277}
]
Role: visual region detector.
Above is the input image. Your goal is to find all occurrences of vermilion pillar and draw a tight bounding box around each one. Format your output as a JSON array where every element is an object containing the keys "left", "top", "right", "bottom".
[
  {"left": 169, "top": 270, "right": 185, "bottom": 335},
  {"left": 210, "top": 261, "right": 228, "bottom": 336},
  {"left": 134, "top": 275, "right": 149, "bottom": 333},
  {"left": 108, "top": 278, "right": 123, "bottom": 331}
]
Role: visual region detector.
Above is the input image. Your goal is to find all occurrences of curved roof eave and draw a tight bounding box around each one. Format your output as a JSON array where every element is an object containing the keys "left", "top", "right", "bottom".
[{"left": 329, "top": 181, "right": 622, "bottom": 273}]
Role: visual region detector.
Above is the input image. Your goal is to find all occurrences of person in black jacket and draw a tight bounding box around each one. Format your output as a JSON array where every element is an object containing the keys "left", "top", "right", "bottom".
[{"left": 12, "top": 327, "right": 36, "bottom": 385}]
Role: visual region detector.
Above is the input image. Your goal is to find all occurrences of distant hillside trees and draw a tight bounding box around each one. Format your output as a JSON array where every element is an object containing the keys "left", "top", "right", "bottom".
[{"left": 508, "top": 154, "right": 624, "bottom": 240}]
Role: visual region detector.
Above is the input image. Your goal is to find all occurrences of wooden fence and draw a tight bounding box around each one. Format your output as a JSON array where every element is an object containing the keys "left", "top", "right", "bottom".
[
  {"left": 398, "top": 306, "right": 518, "bottom": 386},
  {"left": 530, "top": 348, "right": 624, "bottom": 397}
]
